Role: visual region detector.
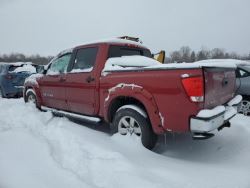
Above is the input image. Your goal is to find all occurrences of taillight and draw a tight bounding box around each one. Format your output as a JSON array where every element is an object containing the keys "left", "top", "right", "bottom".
[
  {"left": 5, "top": 74, "right": 14, "bottom": 80},
  {"left": 181, "top": 76, "right": 204, "bottom": 102}
]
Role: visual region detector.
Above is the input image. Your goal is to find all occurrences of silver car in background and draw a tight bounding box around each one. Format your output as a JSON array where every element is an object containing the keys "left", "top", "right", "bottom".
[{"left": 236, "top": 64, "right": 250, "bottom": 115}]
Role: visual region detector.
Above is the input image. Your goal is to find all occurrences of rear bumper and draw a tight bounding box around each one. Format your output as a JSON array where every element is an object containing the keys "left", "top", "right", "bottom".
[
  {"left": 190, "top": 95, "right": 242, "bottom": 133},
  {"left": 3, "top": 86, "right": 23, "bottom": 97}
]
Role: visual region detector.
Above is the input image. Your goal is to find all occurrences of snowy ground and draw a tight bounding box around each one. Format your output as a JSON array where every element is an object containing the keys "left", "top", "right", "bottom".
[{"left": 0, "top": 99, "right": 250, "bottom": 188}]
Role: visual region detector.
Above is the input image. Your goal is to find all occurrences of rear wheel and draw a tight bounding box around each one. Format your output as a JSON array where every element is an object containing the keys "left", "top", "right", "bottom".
[
  {"left": 238, "top": 100, "right": 250, "bottom": 116},
  {"left": 111, "top": 107, "right": 157, "bottom": 150},
  {"left": 0, "top": 87, "right": 4, "bottom": 98}
]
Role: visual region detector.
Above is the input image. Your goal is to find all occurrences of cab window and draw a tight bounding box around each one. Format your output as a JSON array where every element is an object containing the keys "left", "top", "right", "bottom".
[
  {"left": 47, "top": 53, "right": 71, "bottom": 75},
  {"left": 71, "top": 47, "right": 98, "bottom": 72}
]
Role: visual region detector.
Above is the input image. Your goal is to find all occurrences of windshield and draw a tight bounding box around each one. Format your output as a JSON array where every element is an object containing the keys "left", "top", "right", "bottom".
[{"left": 242, "top": 65, "right": 250, "bottom": 72}]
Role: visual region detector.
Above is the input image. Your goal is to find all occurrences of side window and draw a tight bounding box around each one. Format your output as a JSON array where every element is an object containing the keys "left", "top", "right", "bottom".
[
  {"left": 47, "top": 53, "right": 71, "bottom": 75},
  {"left": 0, "top": 65, "right": 2, "bottom": 73},
  {"left": 72, "top": 47, "right": 98, "bottom": 72}
]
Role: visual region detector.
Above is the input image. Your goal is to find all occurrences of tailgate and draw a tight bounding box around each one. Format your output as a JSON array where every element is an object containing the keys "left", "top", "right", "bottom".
[{"left": 203, "top": 67, "right": 236, "bottom": 109}]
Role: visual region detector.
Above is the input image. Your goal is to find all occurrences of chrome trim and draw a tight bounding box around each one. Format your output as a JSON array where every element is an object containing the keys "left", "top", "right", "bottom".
[
  {"left": 190, "top": 106, "right": 237, "bottom": 133},
  {"left": 41, "top": 106, "right": 101, "bottom": 123},
  {"left": 190, "top": 95, "right": 242, "bottom": 133},
  {"left": 14, "top": 86, "right": 24, "bottom": 89}
]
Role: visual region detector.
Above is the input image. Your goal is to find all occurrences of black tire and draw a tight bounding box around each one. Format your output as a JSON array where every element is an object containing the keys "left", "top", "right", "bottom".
[
  {"left": 25, "top": 90, "right": 37, "bottom": 106},
  {"left": 0, "top": 87, "right": 5, "bottom": 98},
  {"left": 111, "top": 107, "right": 157, "bottom": 150}
]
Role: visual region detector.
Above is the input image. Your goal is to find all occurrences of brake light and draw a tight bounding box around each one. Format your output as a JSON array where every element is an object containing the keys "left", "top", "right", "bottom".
[
  {"left": 181, "top": 76, "right": 204, "bottom": 102},
  {"left": 5, "top": 74, "right": 14, "bottom": 80}
]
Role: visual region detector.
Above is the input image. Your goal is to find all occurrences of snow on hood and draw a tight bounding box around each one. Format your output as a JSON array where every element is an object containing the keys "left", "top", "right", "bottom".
[
  {"left": 25, "top": 73, "right": 43, "bottom": 86},
  {"left": 10, "top": 64, "right": 36, "bottom": 73}
]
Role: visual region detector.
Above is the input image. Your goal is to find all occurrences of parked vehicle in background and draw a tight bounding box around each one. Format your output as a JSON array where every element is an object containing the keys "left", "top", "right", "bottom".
[
  {"left": 0, "top": 62, "right": 36, "bottom": 98},
  {"left": 235, "top": 64, "right": 250, "bottom": 115},
  {"left": 23, "top": 38, "right": 241, "bottom": 149}
]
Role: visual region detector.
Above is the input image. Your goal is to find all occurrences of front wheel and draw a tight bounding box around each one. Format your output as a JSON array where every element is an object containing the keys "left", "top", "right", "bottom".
[
  {"left": 25, "top": 89, "right": 37, "bottom": 106},
  {"left": 111, "top": 107, "right": 157, "bottom": 150}
]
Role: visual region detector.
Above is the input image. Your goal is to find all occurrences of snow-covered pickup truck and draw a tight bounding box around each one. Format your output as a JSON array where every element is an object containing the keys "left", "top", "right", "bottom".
[{"left": 23, "top": 38, "right": 241, "bottom": 149}]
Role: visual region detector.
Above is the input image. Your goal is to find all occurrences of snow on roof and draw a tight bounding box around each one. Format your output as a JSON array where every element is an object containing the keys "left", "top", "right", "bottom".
[
  {"left": 57, "top": 48, "right": 74, "bottom": 57},
  {"left": 0, "top": 62, "right": 32, "bottom": 66},
  {"left": 103, "top": 56, "right": 238, "bottom": 72},
  {"left": 81, "top": 38, "right": 147, "bottom": 48},
  {"left": 10, "top": 64, "right": 36, "bottom": 73}
]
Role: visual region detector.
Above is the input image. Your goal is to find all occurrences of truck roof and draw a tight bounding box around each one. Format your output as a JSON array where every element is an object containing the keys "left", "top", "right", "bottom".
[
  {"left": 75, "top": 38, "right": 147, "bottom": 49},
  {"left": 56, "top": 38, "right": 148, "bottom": 59}
]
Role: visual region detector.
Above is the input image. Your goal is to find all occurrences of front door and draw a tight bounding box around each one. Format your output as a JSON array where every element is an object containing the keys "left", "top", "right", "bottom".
[
  {"left": 65, "top": 47, "right": 98, "bottom": 115},
  {"left": 39, "top": 53, "right": 72, "bottom": 110}
]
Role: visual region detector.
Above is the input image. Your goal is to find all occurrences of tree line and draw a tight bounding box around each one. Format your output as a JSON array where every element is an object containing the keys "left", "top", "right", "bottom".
[
  {"left": 1, "top": 47, "right": 250, "bottom": 65},
  {"left": 0, "top": 53, "right": 53, "bottom": 65},
  {"left": 165, "top": 46, "right": 250, "bottom": 63}
]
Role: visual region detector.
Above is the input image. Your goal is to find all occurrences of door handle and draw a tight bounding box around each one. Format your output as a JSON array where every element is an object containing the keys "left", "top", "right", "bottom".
[
  {"left": 60, "top": 77, "right": 66, "bottom": 82},
  {"left": 86, "top": 76, "right": 95, "bottom": 83}
]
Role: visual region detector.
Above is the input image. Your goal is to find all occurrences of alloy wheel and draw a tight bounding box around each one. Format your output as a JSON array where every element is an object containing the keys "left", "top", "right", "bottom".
[
  {"left": 118, "top": 116, "right": 142, "bottom": 137},
  {"left": 238, "top": 100, "right": 250, "bottom": 116},
  {"left": 27, "top": 94, "right": 36, "bottom": 103}
]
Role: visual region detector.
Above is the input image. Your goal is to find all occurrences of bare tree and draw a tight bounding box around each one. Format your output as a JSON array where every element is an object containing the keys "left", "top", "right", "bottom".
[
  {"left": 170, "top": 51, "right": 182, "bottom": 63},
  {"left": 190, "top": 51, "right": 196, "bottom": 62},
  {"left": 211, "top": 48, "right": 225, "bottom": 59},
  {"left": 180, "top": 46, "right": 191, "bottom": 62}
]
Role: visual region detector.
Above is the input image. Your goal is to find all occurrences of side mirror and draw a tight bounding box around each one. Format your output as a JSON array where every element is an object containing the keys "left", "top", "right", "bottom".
[
  {"left": 36, "top": 65, "right": 45, "bottom": 74},
  {"left": 59, "top": 69, "right": 64, "bottom": 74},
  {"left": 153, "top": 50, "right": 165, "bottom": 64}
]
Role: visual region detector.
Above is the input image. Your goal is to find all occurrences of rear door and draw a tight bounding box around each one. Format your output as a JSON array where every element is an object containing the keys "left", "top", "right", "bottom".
[
  {"left": 203, "top": 67, "right": 236, "bottom": 108},
  {"left": 65, "top": 47, "right": 98, "bottom": 115},
  {"left": 39, "top": 53, "right": 72, "bottom": 110}
]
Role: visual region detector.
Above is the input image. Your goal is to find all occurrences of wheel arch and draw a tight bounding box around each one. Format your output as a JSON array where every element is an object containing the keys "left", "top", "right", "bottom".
[
  {"left": 104, "top": 85, "right": 165, "bottom": 134},
  {"left": 24, "top": 86, "right": 42, "bottom": 107}
]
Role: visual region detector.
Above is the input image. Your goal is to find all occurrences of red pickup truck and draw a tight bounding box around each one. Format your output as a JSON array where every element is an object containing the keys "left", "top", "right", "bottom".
[{"left": 24, "top": 38, "right": 241, "bottom": 149}]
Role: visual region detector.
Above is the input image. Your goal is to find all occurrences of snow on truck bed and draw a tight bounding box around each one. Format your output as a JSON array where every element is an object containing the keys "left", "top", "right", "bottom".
[
  {"left": 103, "top": 57, "right": 244, "bottom": 72},
  {"left": 0, "top": 98, "right": 250, "bottom": 188}
]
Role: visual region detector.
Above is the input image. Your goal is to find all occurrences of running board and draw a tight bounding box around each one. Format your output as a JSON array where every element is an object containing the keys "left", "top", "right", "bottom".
[
  {"left": 41, "top": 106, "right": 101, "bottom": 123},
  {"left": 192, "top": 133, "right": 214, "bottom": 140}
]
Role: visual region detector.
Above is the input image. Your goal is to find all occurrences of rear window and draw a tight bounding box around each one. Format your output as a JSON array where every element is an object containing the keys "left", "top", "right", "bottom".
[
  {"left": 8, "top": 64, "right": 36, "bottom": 73},
  {"left": 108, "top": 46, "right": 152, "bottom": 59},
  {"left": 8, "top": 65, "right": 21, "bottom": 72}
]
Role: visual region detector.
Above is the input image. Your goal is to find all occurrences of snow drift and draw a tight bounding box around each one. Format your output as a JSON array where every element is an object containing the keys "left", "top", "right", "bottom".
[{"left": 0, "top": 99, "right": 250, "bottom": 188}]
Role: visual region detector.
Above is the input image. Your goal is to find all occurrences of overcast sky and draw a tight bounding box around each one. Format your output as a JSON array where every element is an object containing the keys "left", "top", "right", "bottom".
[{"left": 0, "top": 0, "right": 250, "bottom": 56}]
